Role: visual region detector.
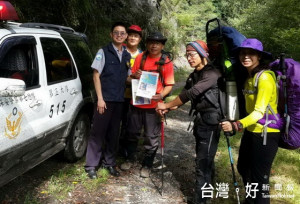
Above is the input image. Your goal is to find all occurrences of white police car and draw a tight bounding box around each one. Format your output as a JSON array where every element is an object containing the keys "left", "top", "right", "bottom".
[{"left": 0, "top": 1, "right": 95, "bottom": 187}]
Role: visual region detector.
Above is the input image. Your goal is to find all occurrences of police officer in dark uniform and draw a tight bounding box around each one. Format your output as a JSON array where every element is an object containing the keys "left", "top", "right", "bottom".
[
  {"left": 156, "top": 40, "right": 223, "bottom": 204},
  {"left": 85, "top": 22, "right": 131, "bottom": 179}
]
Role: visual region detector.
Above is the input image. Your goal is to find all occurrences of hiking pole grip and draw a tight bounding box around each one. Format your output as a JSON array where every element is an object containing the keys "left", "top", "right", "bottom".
[
  {"left": 220, "top": 119, "right": 236, "bottom": 136},
  {"left": 224, "top": 130, "right": 233, "bottom": 137}
]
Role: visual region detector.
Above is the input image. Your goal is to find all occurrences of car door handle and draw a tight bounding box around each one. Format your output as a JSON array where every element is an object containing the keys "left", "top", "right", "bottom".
[
  {"left": 70, "top": 89, "right": 78, "bottom": 95},
  {"left": 29, "top": 100, "right": 42, "bottom": 108}
]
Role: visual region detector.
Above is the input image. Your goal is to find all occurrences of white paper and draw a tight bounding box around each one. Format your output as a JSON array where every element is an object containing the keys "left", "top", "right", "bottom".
[
  {"left": 136, "top": 71, "right": 159, "bottom": 99},
  {"left": 132, "top": 79, "right": 151, "bottom": 105}
]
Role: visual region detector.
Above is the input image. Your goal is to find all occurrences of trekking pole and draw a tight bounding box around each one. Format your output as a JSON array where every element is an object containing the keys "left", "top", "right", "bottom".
[
  {"left": 160, "top": 114, "right": 165, "bottom": 196},
  {"left": 224, "top": 131, "right": 240, "bottom": 204}
]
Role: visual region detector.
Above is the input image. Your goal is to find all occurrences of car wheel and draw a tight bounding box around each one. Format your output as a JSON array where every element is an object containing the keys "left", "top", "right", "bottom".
[{"left": 64, "top": 112, "right": 90, "bottom": 162}]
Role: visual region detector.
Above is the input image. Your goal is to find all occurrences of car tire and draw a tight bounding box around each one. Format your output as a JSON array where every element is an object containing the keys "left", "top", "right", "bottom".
[{"left": 64, "top": 112, "right": 90, "bottom": 162}]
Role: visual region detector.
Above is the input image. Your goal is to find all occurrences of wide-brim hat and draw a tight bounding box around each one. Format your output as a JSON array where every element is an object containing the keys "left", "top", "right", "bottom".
[
  {"left": 128, "top": 25, "right": 142, "bottom": 37},
  {"left": 146, "top": 31, "right": 167, "bottom": 44},
  {"left": 235, "top": 38, "right": 272, "bottom": 59}
]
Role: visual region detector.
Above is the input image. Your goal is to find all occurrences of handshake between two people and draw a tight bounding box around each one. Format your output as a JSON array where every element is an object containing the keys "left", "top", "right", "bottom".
[
  {"left": 155, "top": 100, "right": 243, "bottom": 135},
  {"left": 155, "top": 102, "right": 178, "bottom": 117}
]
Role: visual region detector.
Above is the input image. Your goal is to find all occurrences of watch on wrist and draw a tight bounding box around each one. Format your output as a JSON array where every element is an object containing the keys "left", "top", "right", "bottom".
[{"left": 236, "top": 121, "right": 243, "bottom": 132}]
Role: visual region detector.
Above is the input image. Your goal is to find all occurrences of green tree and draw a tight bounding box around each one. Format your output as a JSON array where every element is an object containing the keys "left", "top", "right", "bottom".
[
  {"left": 220, "top": 0, "right": 300, "bottom": 60},
  {"left": 160, "top": 0, "right": 218, "bottom": 57},
  {"left": 9, "top": 0, "right": 162, "bottom": 53}
]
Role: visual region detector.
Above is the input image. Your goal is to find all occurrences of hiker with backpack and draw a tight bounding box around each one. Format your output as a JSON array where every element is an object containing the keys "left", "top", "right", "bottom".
[
  {"left": 156, "top": 40, "right": 223, "bottom": 204},
  {"left": 120, "top": 31, "right": 175, "bottom": 178},
  {"left": 221, "top": 38, "right": 282, "bottom": 204}
]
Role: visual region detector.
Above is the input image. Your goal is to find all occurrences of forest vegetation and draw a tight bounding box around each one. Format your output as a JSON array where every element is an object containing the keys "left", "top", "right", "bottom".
[{"left": 9, "top": 0, "right": 300, "bottom": 60}]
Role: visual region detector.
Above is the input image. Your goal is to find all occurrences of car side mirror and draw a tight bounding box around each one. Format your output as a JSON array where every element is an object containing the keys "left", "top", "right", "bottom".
[{"left": 0, "top": 78, "right": 26, "bottom": 97}]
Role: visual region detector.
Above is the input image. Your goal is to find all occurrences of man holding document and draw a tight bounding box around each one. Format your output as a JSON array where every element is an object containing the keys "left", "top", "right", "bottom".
[{"left": 121, "top": 32, "right": 174, "bottom": 178}]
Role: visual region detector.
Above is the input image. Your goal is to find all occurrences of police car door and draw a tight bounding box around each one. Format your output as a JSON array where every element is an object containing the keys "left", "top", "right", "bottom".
[
  {"left": 39, "top": 36, "right": 83, "bottom": 140},
  {"left": 0, "top": 36, "right": 49, "bottom": 167}
]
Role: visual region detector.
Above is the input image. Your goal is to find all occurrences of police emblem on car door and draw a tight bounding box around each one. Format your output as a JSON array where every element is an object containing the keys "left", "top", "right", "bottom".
[{"left": 0, "top": 36, "right": 46, "bottom": 150}]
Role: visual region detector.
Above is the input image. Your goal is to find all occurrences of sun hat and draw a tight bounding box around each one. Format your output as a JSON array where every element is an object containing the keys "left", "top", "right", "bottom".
[
  {"left": 128, "top": 25, "right": 142, "bottom": 37},
  {"left": 237, "top": 38, "right": 272, "bottom": 59},
  {"left": 146, "top": 31, "right": 167, "bottom": 44},
  {"left": 186, "top": 40, "right": 209, "bottom": 59}
]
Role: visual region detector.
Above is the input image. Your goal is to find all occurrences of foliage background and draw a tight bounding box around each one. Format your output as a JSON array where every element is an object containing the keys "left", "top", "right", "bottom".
[
  {"left": 9, "top": 0, "right": 162, "bottom": 53},
  {"left": 9, "top": 0, "right": 299, "bottom": 60},
  {"left": 159, "top": 0, "right": 300, "bottom": 60}
]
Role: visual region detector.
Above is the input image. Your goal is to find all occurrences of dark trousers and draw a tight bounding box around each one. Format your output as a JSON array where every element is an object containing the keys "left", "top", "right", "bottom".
[
  {"left": 125, "top": 105, "right": 160, "bottom": 167},
  {"left": 119, "top": 98, "right": 131, "bottom": 157},
  {"left": 193, "top": 124, "right": 221, "bottom": 204},
  {"left": 237, "top": 130, "right": 280, "bottom": 204},
  {"left": 85, "top": 102, "right": 123, "bottom": 170}
]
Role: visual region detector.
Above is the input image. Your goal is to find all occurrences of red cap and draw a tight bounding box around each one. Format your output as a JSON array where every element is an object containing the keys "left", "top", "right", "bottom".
[{"left": 128, "top": 25, "right": 142, "bottom": 36}]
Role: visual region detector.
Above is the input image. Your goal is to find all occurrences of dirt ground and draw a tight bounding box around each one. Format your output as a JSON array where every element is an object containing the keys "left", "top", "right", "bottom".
[
  {"left": 74, "top": 103, "right": 197, "bottom": 204},
  {"left": 0, "top": 98, "right": 202, "bottom": 204}
]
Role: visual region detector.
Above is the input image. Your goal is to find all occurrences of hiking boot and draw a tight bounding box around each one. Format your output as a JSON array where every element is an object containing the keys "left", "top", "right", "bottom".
[
  {"left": 105, "top": 166, "right": 120, "bottom": 177},
  {"left": 85, "top": 169, "right": 97, "bottom": 179},
  {"left": 120, "top": 161, "right": 133, "bottom": 171},
  {"left": 140, "top": 166, "right": 151, "bottom": 178}
]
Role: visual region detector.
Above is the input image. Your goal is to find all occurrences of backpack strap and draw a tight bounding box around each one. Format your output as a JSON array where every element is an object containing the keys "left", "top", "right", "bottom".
[
  {"left": 218, "top": 87, "right": 227, "bottom": 119},
  {"left": 254, "top": 70, "right": 269, "bottom": 145},
  {"left": 243, "top": 70, "right": 265, "bottom": 95},
  {"left": 254, "top": 70, "right": 265, "bottom": 88},
  {"left": 206, "top": 87, "right": 227, "bottom": 120},
  {"left": 204, "top": 89, "right": 220, "bottom": 109},
  {"left": 261, "top": 104, "right": 278, "bottom": 145},
  {"left": 254, "top": 70, "right": 281, "bottom": 145},
  {"left": 156, "top": 53, "right": 167, "bottom": 85},
  {"left": 139, "top": 51, "right": 148, "bottom": 71},
  {"left": 204, "top": 88, "right": 220, "bottom": 109}
]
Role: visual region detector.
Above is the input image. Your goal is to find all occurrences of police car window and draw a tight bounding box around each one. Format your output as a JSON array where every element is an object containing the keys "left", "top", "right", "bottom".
[
  {"left": 62, "top": 34, "right": 92, "bottom": 76},
  {"left": 0, "top": 43, "right": 39, "bottom": 89},
  {"left": 40, "top": 38, "right": 77, "bottom": 84}
]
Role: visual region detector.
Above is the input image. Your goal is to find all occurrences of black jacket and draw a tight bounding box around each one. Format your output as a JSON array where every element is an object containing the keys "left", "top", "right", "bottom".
[{"left": 179, "top": 63, "right": 223, "bottom": 126}]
